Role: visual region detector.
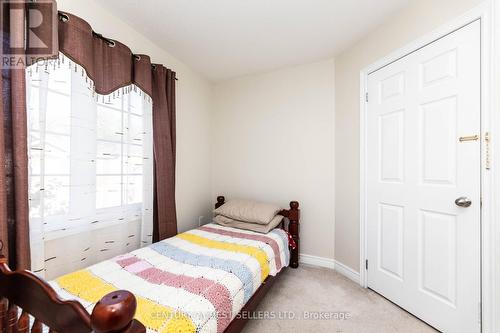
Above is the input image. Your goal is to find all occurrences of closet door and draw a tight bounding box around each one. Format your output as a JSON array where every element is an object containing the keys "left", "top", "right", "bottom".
[{"left": 366, "top": 20, "right": 481, "bottom": 333}]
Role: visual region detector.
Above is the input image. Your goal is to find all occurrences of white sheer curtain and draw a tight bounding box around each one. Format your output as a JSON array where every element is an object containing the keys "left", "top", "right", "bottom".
[{"left": 26, "top": 55, "right": 153, "bottom": 279}]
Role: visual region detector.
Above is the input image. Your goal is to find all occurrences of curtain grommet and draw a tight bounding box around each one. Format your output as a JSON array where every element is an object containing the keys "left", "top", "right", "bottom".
[
  {"left": 134, "top": 55, "right": 141, "bottom": 61},
  {"left": 108, "top": 40, "right": 116, "bottom": 48},
  {"left": 58, "top": 12, "right": 69, "bottom": 23}
]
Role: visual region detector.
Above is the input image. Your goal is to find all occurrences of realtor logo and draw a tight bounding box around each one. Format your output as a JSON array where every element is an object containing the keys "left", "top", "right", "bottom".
[{"left": 1, "top": 0, "right": 56, "bottom": 68}]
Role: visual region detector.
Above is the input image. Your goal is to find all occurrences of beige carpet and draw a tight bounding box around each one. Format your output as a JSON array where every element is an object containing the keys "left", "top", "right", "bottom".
[{"left": 242, "top": 265, "right": 438, "bottom": 333}]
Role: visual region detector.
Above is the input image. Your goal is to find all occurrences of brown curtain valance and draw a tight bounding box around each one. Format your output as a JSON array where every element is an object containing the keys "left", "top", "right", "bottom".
[{"left": 57, "top": 12, "right": 160, "bottom": 96}]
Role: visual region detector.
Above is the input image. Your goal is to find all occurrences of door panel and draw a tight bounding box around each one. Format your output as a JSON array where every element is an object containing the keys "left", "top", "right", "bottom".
[
  {"left": 420, "top": 96, "right": 457, "bottom": 185},
  {"left": 366, "top": 20, "right": 480, "bottom": 333},
  {"left": 379, "top": 110, "right": 404, "bottom": 182},
  {"left": 418, "top": 209, "right": 457, "bottom": 306},
  {"left": 379, "top": 203, "right": 404, "bottom": 280}
]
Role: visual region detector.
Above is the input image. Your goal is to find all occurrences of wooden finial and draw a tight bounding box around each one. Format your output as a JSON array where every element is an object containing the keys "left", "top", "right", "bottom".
[
  {"left": 289, "top": 201, "right": 299, "bottom": 210},
  {"left": 215, "top": 196, "right": 225, "bottom": 209},
  {"left": 91, "top": 290, "right": 138, "bottom": 333}
]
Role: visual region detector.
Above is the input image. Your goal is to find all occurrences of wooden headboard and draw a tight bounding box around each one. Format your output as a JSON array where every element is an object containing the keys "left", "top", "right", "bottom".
[{"left": 215, "top": 196, "right": 300, "bottom": 268}]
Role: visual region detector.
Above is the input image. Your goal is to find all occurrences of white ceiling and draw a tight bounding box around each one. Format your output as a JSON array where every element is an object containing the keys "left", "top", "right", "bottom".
[{"left": 101, "top": 0, "right": 411, "bottom": 82}]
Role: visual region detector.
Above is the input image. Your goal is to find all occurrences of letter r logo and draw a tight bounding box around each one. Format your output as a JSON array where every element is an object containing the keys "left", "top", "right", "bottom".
[
  {"left": 7, "top": 8, "right": 47, "bottom": 48},
  {"left": 1, "top": 0, "right": 55, "bottom": 61},
  {"left": 28, "top": 8, "right": 48, "bottom": 48}
]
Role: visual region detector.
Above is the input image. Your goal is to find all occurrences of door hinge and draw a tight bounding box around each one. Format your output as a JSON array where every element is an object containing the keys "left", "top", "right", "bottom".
[
  {"left": 365, "top": 259, "right": 368, "bottom": 270},
  {"left": 365, "top": 92, "right": 369, "bottom": 102}
]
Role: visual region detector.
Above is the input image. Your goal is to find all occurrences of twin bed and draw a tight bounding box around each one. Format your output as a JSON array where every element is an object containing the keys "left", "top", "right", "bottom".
[{"left": 0, "top": 196, "right": 300, "bottom": 333}]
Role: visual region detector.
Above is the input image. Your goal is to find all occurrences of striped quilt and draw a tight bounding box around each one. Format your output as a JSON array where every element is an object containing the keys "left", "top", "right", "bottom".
[{"left": 49, "top": 223, "right": 290, "bottom": 333}]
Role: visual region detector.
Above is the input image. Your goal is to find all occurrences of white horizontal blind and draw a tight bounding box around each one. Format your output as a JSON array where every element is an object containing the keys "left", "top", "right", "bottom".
[{"left": 26, "top": 55, "right": 153, "bottom": 278}]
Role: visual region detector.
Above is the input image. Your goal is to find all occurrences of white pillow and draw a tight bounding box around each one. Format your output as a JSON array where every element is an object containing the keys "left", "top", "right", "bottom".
[{"left": 213, "top": 199, "right": 281, "bottom": 225}]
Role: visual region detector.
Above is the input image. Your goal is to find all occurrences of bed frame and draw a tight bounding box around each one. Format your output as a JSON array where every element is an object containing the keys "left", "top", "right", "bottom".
[
  {"left": 216, "top": 196, "right": 300, "bottom": 333},
  {"left": 0, "top": 196, "right": 300, "bottom": 333}
]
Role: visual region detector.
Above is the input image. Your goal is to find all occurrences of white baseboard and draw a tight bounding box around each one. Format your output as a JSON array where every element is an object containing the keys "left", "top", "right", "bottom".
[
  {"left": 333, "top": 260, "right": 360, "bottom": 284},
  {"left": 299, "top": 254, "right": 335, "bottom": 269},
  {"left": 299, "top": 254, "right": 360, "bottom": 284}
]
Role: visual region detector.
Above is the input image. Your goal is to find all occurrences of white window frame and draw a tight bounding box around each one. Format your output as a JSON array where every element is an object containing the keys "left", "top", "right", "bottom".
[{"left": 27, "top": 60, "right": 150, "bottom": 240}]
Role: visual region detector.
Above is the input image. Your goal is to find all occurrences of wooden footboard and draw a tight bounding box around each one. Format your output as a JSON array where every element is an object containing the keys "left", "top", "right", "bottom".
[{"left": 0, "top": 256, "right": 146, "bottom": 333}]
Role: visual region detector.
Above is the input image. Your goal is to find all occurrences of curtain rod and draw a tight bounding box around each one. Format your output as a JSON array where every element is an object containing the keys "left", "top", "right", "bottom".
[
  {"left": 150, "top": 63, "right": 179, "bottom": 81},
  {"left": 58, "top": 12, "right": 179, "bottom": 81}
]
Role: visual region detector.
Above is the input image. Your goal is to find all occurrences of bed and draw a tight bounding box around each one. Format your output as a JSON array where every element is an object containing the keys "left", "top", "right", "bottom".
[{"left": 0, "top": 196, "right": 300, "bottom": 333}]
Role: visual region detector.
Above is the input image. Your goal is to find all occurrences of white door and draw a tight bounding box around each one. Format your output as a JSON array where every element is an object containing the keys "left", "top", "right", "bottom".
[{"left": 366, "top": 20, "right": 481, "bottom": 333}]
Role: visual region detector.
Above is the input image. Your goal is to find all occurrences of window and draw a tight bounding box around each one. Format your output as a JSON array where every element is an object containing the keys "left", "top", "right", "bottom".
[
  {"left": 26, "top": 57, "right": 153, "bottom": 237},
  {"left": 96, "top": 91, "right": 147, "bottom": 209}
]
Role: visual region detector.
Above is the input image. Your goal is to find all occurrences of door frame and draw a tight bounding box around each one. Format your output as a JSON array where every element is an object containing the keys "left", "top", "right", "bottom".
[{"left": 359, "top": 2, "right": 498, "bottom": 331}]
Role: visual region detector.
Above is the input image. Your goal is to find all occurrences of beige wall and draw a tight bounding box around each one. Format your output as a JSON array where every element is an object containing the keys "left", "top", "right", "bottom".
[
  {"left": 335, "top": 0, "right": 484, "bottom": 272},
  {"left": 212, "top": 59, "right": 335, "bottom": 259},
  {"left": 57, "top": 0, "right": 213, "bottom": 233}
]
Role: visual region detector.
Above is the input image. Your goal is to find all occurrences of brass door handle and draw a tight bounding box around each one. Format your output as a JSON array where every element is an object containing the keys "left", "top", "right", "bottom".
[{"left": 459, "top": 135, "right": 479, "bottom": 142}]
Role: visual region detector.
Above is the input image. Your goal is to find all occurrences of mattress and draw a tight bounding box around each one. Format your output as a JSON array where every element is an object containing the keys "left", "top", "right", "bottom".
[{"left": 50, "top": 223, "right": 290, "bottom": 333}]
